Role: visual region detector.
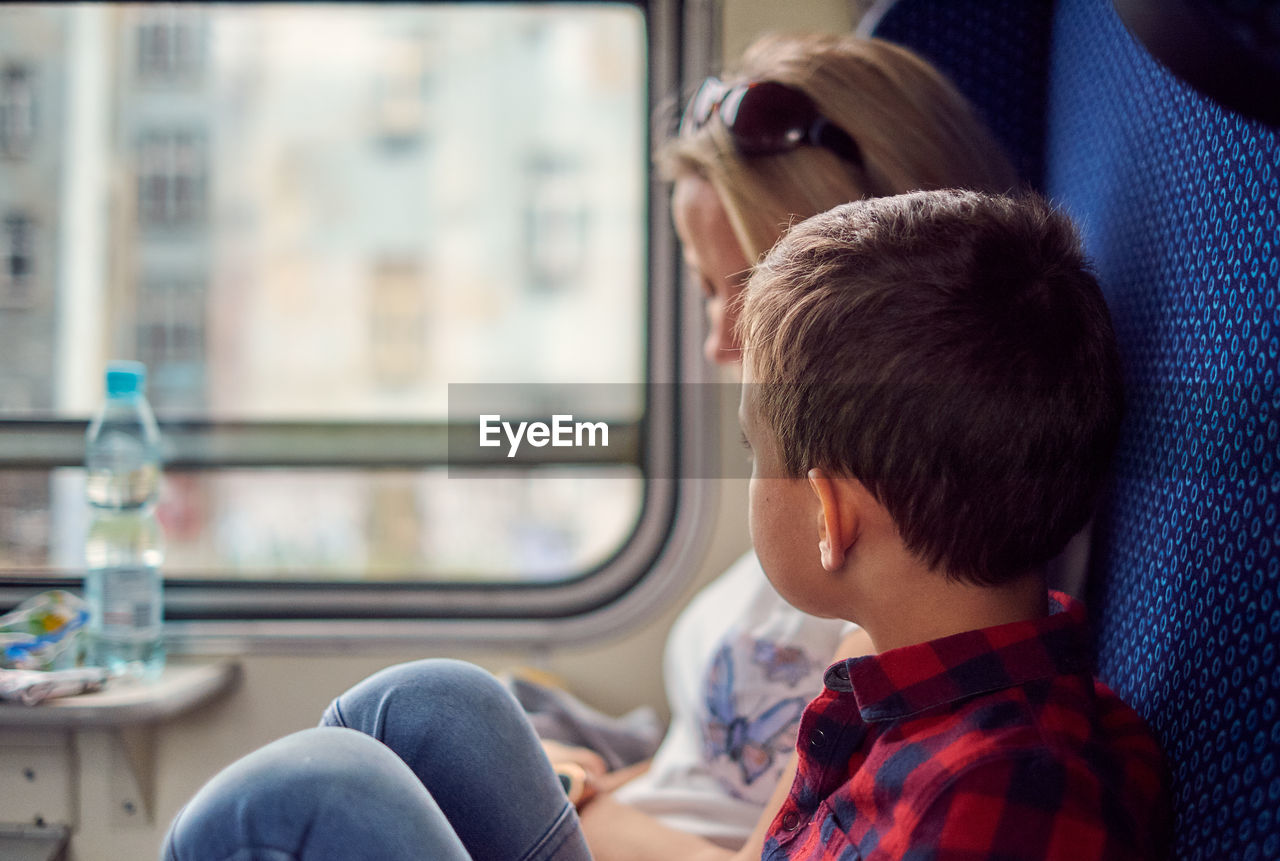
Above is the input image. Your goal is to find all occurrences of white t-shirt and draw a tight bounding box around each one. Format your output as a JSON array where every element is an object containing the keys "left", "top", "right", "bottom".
[{"left": 612, "top": 552, "right": 854, "bottom": 848}]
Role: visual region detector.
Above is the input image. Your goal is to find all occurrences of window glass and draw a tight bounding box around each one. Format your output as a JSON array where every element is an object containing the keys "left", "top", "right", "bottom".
[{"left": 0, "top": 3, "right": 650, "bottom": 588}]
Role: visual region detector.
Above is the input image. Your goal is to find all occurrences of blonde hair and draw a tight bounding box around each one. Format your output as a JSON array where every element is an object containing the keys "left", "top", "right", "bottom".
[{"left": 659, "top": 33, "right": 1019, "bottom": 260}]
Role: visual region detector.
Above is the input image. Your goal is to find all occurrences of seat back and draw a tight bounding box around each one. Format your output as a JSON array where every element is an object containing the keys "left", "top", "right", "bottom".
[
  {"left": 859, "top": 0, "right": 1054, "bottom": 187},
  {"left": 868, "top": 1, "right": 1280, "bottom": 857}
]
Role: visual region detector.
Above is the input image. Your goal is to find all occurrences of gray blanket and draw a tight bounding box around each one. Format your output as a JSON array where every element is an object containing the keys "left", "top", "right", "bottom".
[{"left": 501, "top": 673, "right": 664, "bottom": 770}]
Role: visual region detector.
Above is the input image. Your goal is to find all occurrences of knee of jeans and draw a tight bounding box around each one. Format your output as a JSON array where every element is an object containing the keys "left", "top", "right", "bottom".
[
  {"left": 166, "top": 727, "right": 407, "bottom": 858},
  {"left": 256, "top": 727, "right": 401, "bottom": 786},
  {"left": 259, "top": 728, "right": 430, "bottom": 809},
  {"left": 323, "top": 658, "right": 517, "bottom": 733}
]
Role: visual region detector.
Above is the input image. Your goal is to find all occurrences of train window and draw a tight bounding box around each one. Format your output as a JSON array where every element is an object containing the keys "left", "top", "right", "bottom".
[{"left": 0, "top": 1, "right": 704, "bottom": 640}]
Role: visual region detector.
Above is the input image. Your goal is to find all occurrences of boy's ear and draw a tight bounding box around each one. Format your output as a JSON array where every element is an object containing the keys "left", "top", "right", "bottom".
[{"left": 807, "top": 468, "right": 861, "bottom": 572}]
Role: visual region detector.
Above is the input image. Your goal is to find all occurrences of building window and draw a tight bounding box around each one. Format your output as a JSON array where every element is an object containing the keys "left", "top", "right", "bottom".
[
  {"left": 0, "top": 472, "right": 50, "bottom": 568},
  {"left": 135, "top": 273, "right": 207, "bottom": 410},
  {"left": 373, "top": 34, "right": 435, "bottom": 149},
  {"left": 136, "top": 130, "right": 208, "bottom": 229},
  {"left": 136, "top": 8, "right": 207, "bottom": 83},
  {"left": 1, "top": 212, "right": 35, "bottom": 307},
  {"left": 0, "top": 65, "right": 36, "bottom": 159},
  {"left": 525, "top": 156, "right": 588, "bottom": 293},
  {"left": 369, "top": 259, "right": 427, "bottom": 390}
]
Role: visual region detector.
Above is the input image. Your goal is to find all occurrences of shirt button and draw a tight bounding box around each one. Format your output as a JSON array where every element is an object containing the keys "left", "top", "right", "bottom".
[
  {"left": 781, "top": 811, "right": 802, "bottom": 831},
  {"left": 808, "top": 729, "right": 826, "bottom": 749}
]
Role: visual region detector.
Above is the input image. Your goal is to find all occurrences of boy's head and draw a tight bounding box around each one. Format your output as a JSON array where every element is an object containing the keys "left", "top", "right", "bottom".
[{"left": 738, "top": 189, "right": 1123, "bottom": 588}]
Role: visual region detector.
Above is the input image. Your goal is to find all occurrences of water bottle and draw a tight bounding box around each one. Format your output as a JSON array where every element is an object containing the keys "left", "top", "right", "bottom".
[{"left": 84, "top": 360, "right": 166, "bottom": 679}]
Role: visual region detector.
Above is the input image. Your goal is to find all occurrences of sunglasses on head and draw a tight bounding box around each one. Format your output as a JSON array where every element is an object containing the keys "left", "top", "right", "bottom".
[{"left": 679, "top": 76, "right": 863, "bottom": 166}]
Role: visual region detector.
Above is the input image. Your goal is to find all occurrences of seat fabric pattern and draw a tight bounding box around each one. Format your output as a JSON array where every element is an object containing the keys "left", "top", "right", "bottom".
[
  {"left": 871, "top": 0, "right": 1280, "bottom": 857},
  {"left": 863, "top": 0, "right": 1054, "bottom": 187},
  {"left": 1045, "top": 1, "right": 1280, "bottom": 858}
]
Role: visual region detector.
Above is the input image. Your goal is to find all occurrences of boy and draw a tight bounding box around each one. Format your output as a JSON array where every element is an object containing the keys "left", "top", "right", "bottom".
[
  {"left": 163, "top": 190, "right": 1169, "bottom": 861},
  {"left": 735, "top": 189, "right": 1170, "bottom": 860}
]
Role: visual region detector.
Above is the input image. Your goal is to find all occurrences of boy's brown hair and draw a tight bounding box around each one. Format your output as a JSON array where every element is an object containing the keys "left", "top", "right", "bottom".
[{"left": 740, "top": 189, "right": 1123, "bottom": 585}]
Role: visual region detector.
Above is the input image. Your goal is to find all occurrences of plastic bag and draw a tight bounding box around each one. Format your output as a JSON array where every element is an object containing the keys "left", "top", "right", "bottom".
[{"left": 0, "top": 590, "right": 89, "bottom": 671}]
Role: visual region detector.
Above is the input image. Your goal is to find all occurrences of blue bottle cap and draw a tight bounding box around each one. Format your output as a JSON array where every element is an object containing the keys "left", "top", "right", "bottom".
[{"left": 105, "top": 360, "right": 147, "bottom": 397}]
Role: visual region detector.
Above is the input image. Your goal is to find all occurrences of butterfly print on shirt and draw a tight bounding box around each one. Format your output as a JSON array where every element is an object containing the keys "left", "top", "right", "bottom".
[{"left": 704, "top": 643, "right": 808, "bottom": 785}]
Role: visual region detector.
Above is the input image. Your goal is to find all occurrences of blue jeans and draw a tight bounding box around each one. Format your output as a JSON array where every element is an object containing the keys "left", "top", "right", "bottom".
[{"left": 163, "top": 659, "right": 592, "bottom": 861}]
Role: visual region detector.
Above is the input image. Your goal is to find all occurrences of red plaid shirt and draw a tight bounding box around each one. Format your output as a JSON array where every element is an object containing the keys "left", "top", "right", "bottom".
[{"left": 763, "top": 592, "right": 1170, "bottom": 860}]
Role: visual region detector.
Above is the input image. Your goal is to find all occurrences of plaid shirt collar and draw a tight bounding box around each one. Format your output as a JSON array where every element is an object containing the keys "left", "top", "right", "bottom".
[{"left": 824, "top": 590, "right": 1093, "bottom": 722}]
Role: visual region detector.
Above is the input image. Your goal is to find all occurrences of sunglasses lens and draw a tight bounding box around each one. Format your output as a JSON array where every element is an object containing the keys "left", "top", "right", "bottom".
[
  {"left": 721, "top": 81, "right": 816, "bottom": 155},
  {"left": 679, "top": 77, "right": 860, "bottom": 166}
]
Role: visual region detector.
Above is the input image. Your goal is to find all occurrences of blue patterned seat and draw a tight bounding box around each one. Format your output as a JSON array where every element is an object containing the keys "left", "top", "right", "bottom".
[
  {"left": 868, "top": 1, "right": 1280, "bottom": 858},
  {"left": 859, "top": 0, "right": 1054, "bottom": 187}
]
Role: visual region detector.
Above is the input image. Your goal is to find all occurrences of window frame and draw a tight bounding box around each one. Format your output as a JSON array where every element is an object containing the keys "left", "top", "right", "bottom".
[{"left": 0, "top": 0, "right": 724, "bottom": 649}]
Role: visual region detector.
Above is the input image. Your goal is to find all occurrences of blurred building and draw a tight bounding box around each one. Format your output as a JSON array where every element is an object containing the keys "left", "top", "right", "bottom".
[
  {"left": 0, "top": 4, "right": 646, "bottom": 581},
  {"left": 0, "top": 7, "right": 67, "bottom": 565}
]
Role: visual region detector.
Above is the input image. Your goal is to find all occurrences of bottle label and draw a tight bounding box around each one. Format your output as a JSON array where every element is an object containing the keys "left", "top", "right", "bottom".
[{"left": 96, "top": 567, "right": 163, "bottom": 631}]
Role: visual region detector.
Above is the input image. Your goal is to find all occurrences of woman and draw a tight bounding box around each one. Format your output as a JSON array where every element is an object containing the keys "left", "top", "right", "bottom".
[
  {"left": 568, "top": 32, "right": 1016, "bottom": 856},
  {"left": 163, "top": 33, "right": 1016, "bottom": 861}
]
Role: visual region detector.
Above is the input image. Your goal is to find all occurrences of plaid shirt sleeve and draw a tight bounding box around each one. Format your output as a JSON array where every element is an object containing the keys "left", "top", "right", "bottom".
[{"left": 903, "top": 750, "right": 1170, "bottom": 861}]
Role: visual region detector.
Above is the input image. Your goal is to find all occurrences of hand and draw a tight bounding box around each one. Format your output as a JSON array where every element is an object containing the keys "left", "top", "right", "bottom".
[
  {"left": 541, "top": 739, "right": 608, "bottom": 780},
  {"left": 554, "top": 762, "right": 596, "bottom": 808},
  {"left": 590, "top": 758, "right": 651, "bottom": 794}
]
